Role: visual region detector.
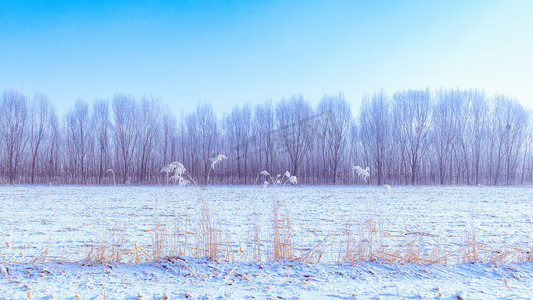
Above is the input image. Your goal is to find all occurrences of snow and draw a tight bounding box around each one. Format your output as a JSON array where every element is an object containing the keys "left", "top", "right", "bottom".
[
  {"left": 0, "top": 263, "right": 7, "bottom": 278},
  {"left": 0, "top": 185, "right": 532, "bottom": 298},
  {"left": 1, "top": 259, "right": 532, "bottom": 298}
]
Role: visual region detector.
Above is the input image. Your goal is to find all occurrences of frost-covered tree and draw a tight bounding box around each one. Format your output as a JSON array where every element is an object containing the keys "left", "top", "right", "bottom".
[
  {"left": 0, "top": 89, "right": 28, "bottom": 183},
  {"left": 92, "top": 99, "right": 111, "bottom": 184},
  {"left": 137, "top": 97, "right": 161, "bottom": 182},
  {"left": 253, "top": 100, "right": 276, "bottom": 177},
  {"left": 1, "top": 87, "right": 532, "bottom": 186},
  {"left": 112, "top": 94, "right": 139, "bottom": 184},
  {"left": 359, "top": 91, "right": 390, "bottom": 185},
  {"left": 161, "top": 109, "right": 178, "bottom": 171},
  {"left": 224, "top": 104, "right": 252, "bottom": 184},
  {"left": 317, "top": 93, "right": 352, "bottom": 184},
  {"left": 276, "top": 95, "right": 314, "bottom": 178},
  {"left": 488, "top": 95, "right": 527, "bottom": 185},
  {"left": 392, "top": 89, "right": 431, "bottom": 184},
  {"left": 64, "top": 100, "right": 91, "bottom": 183},
  {"left": 28, "top": 93, "right": 52, "bottom": 184}
]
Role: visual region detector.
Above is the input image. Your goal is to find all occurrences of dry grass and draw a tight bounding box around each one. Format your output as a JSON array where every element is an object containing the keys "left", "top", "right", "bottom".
[
  {"left": 337, "top": 218, "right": 389, "bottom": 263},
  {"left": 1, "top": 169, "right": 531, "bottom": 266},
  {"left": 195, "top": 189, "right": 219, "bottom": 259},
  {"left": 522, "top": 248, "right": 533, "bottom": 262},
  {"left": 461, "top": 224, "right": 481, "bottom": 263},
  {"left": 151, "top": 217, "right": 166, "bottom": 261},
  {"left": 259, "top": 170, "right": 298, "bottom": 261},
  {"left": 334, "top": 214, "right": 530, "bottom": 265},
  {"left": 271, "top": 197, "right": 294, "bottom": 261},
  {"left": 253, "top": 224, "right": 262, "bottom": 262},
  {"left": 160, "top": 159, "right": 222, "bottom": 260},
  {"left": 83, "top": 221, "right": 126, "bottom": 264},
  {"left": 30, "top": 235, "right": 50, "bottom": 264},
  {"left": 300, "top": 235, "right": 330, "bottom": 264}
]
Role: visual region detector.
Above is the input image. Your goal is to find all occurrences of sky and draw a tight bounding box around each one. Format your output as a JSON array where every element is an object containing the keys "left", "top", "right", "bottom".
[{"left": 1, "top": 0, "right": 532, "bottom": 117}]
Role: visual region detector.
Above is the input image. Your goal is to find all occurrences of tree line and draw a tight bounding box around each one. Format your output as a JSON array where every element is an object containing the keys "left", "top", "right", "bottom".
[{"left": 0, "top": 88, "right": 531, "bottom": 186}]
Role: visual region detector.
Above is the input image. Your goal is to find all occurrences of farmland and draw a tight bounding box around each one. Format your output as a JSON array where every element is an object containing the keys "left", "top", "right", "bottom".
[{"left": 0, "top": 185, "right": 532, "bottom": 298}]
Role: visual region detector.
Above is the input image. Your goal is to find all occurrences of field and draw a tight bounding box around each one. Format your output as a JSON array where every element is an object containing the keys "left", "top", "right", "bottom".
[{"left": 1, "top": 185, "right": 532, "bottom": 299}]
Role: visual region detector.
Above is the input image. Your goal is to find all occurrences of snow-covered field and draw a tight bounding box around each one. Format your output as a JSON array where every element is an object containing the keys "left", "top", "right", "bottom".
[{"left": 1, "top": 185, "right": 532, "bottom": 298}]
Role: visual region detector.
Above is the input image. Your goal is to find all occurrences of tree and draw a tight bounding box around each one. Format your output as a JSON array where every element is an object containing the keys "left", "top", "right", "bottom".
[
  {"left": 28, "top": 93, "right": 52, "bottom": 183},
  {"left": 359, "top": 91, "right": 390, "bottom": 185},
  {"left": 44, "top": 108, "right": 60, "bottom": 183},
  {"left": 161, "top": 109, "right": 178, "bottom": 168},
  {"left": 65, "top": 100, "right": 91, "bottom": 183},
  {"left": 1, "top": 87, "right": 532, "bottom": 186},
  {"left": 253, "top": 100, "right": 276, "bottom": 174},
  {"left": 317, "top": 93, "right": 352, "bottom": 184},
  {"left": 224, "top": 104, "right": 252, "bottom": 184},
  {"left": 184, "top": 104, "right": 219, "bottom": 183},
  {"left": 92, "top": 99, "right": 110, "bottom": 184},
  {"left": 276, "top": 95, "right": 314, "bottom": 177},
  {"left": 112, "top": 94, "right": 139, "bottom": 184},
  {"left": 392, "top": 89, "right": 432, "bottom": 184},
  {"left": 466, "top": 90, "right": 488, "bottom": 185},
  {"left": 489, "top": 95, "right": 527, "bottom": 185},
  {"left": 196, "top": 104, "right": 219, "bottom": 183},
  {"left": 431, "top": 89, "right": 457, "bottom": 184},
  {"left": 137, "top": 97, "right": 161, "bottom": 182},
  {"left": 0, "top": 89, "right": 28, "bottom": 183}
]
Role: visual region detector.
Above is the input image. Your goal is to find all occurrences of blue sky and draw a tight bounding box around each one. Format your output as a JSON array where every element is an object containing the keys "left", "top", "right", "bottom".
[{"left": 1, "top": 0, "right": 532, "bottom": 116}]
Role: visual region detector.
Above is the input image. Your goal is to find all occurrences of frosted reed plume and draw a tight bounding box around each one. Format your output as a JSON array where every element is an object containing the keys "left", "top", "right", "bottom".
[{"left": 353, "top": 166, "right": 370, "bottom": 182}]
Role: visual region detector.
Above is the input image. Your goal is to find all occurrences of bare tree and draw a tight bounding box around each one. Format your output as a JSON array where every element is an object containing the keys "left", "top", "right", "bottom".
[
  {"left": 253, "top": 100, "right": 276, "bottom": 174},
  {"left": 1, "top": 87, "right": 532, "bottom": 186},
  {"left": 224, "top": 104, "right": 252, "bottom": 184},
  {"left": 161, "top": 109, "right": 178, "bottom": 168},
  {"left": 359, "top": 91, "right": 390, "bottom": 185},
  {"left": 44, "top": 108, "right": 60, "bottom": 183},
  {"left": 392, "top": 89, "right": 432, "bottom": 184},
  {"left": 137, "top": 97, "right": 161, "bottom": 182},
  {"left": 197, "top": 104, "right": 219, "bottom": 183},
  {"left": 276, "top": 95, "right": 314, "bottom": 177},
  {"left": 28, "top": 93, "right": 52, "bottom": 183},
  {"left": 112, "top": 94, "right": 139, "bottom": 184},
  {"left": 182, "top": 104, "right": 219, "bottom": 183},
  {"left": 317, "top": 93, "right": 352, "bottom": 184},
  {"left": 64, "top": 100, "right": 91, "bottom": 183},
  {"left": 431, "top": 89, "right": 457, "bottom": 184},
  {"left": 1, "top": 89, "right": 28, "bottom": 183},
  {"left": 348, "top": 120, "right": 362, "bottom": 184},
  {"left": 466, "top": 90, "right": 488, "bottom": 185},
  {"left": 183, "top": 112, "right": 199, "bottom": 176},
  {"left": 489, "top": 95, "right": 527, "bottom": 185},
  {"left": 92, "top": 99, "right": 110, "bottom": 184}
]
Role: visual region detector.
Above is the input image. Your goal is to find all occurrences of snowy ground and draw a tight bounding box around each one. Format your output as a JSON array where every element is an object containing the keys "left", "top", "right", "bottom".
[
  {"left": 1, "top": 185, "right": 532, "bottom": 298},
  {"left": 2, "top": 258, "right": 533, "bottom": 299}
]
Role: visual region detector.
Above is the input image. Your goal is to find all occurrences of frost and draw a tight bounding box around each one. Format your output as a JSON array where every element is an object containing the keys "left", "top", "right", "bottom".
[{"left": 353, "top": 166, "right": 370, "bottom": 182}]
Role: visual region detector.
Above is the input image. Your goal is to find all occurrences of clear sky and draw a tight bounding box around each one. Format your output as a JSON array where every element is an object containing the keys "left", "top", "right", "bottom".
[{"left": 1, "top": 0, "right": 532, "bottom": 117}]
